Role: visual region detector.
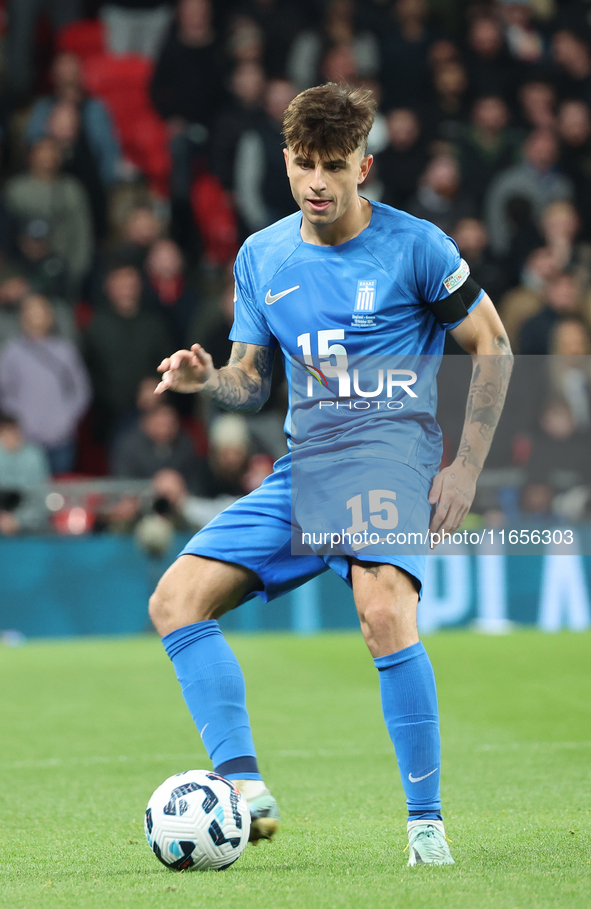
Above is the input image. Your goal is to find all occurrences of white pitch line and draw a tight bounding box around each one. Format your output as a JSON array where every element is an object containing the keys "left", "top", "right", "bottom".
[
  {"left": 0, "top": 752, "right": 200, "bottom": 771},
  {"left": 477, "top": 741, "right": 591, "bottom": 752},
  {"left": 2, "top": 742, "right": 590, "bottom": 772}
]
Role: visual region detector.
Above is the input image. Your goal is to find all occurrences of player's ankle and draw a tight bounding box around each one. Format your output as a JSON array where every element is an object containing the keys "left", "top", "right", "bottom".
[
  {"left": 407, "top": 811, "right": 443, "bottom": 822},
  {"left": 232, "top": 779, "right": 270, "bottom": 801}
]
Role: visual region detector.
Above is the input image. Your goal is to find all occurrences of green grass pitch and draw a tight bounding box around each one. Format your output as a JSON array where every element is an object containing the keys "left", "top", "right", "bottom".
[{"left": 0, "top": 630, "right": 589, "bottom": 909}]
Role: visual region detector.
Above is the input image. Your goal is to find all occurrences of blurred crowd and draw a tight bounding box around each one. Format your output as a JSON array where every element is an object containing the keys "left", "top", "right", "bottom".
[{"left": 1, "top": 0, "right": 591, "bottom": 538}]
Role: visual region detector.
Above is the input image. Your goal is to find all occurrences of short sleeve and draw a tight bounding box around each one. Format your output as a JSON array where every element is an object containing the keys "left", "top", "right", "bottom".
[
  {"left": 229, "top": 245, "right": 276, "bottom": 347},
  {"left": 413, "top": 226, "right": 484, "bottom": 329}
]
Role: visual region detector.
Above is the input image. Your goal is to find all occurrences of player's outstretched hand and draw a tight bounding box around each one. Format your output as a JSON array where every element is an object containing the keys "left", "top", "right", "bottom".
[
  {"left": 155, "top": 344, "right": 215, "bottom": 395},
  {"left": 428, "top": 458, "right": 479, "bottom": 542}
]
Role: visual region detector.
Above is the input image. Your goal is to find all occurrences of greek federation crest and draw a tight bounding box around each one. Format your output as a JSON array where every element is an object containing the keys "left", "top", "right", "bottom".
[{"left": 351, "top": 279, "right": 377, "bottom": 329}]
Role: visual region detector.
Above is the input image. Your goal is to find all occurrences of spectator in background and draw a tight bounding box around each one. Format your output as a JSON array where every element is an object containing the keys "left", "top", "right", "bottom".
[
  {"left": 445, "top": 214, "right": 510, "bottom": 355},
  {"left": 44, "top": 101, "right": 107, "bottom": 240},
  {"left": 426, "top": 38, "right": 458, "bottom": 73},
  {"left": 519, "top": 271, "right": 582, "bottom": 354},
  {"left": 408, "top": 154, "right": 474, "bottom": 235},
  {"left": 423, "top": 59, "right": 470, "bottom": 141},
  {"left": 363, "top": 80, "right": 389, "bottom": 157},
  {"left": 557, "top": 99, "right": 591, "bottom": 237},
  {"left": 149, "top": 467, "right": 237, "bottom": 530},
  {"left": 551, "top": 30, "right": 591, "bottom": 102},
  {"left": 499, "top": 195, "right": 544, "bottom": 287},
  {"left": 551, "top": 315, "right": 591, "bottom": 357},
  {"left": 557, "top": 99, "right": 591, "bottom": 182},
  {"left": 112, "top": 205, "right": 164, "bottom": 271},
  {"left": 225, "top": 15, "right": 264, "bottom": 68},
  {"left": 319, "top": 42, "right": 359, "bottom": 87},
  {"left": 4, "top": 138, "right": 93, "bottom": 299},
  {"left": 374, "top": 108, "right": 428, "bottom": 211},
  {"left": 518, "top": 480, "right": 555, "bottom": 522},
  {"left": 237, "top": 0, "right": 309, "bottom": 80},
  {"left": 0, "top": 294, "right": 90, "bottom": 473},
  {"left": 518, "top": 81, "right": 557, "bottom": 131},
  {"left": 197, "top": 266, "right": 287, "bottom": 457},
  {"left": 207, "top": 413, "right": 259, "bottom": 498},
  {"left": 211, "top": 61, "right": 266, "bottom": 192},
  {"left": 25, "top": 52, "right": 122, "bottom": 188},
  {"left": 553, "top": 0, "right": 591, "bottom": 35},
  {"left": 150, "top": 0, "right": 228, "bottom": 244},
  {"left": 0, "top": 253, "right": 76, "bottom": 344},
  {"left": 111, "top": 374, "right": 174, "bottom": 442},
  {"left": 111, "top": 402, "right": 205, "bottom": 492},
  {"left": 452, "top": 217, "right": 509, "bottom": 305},
  {"left": 498, "top": 0, "right": 545, "bottom": 67},
  {"left": 0, "top": 413, "right": 50, "bottom": 535},
  {"left": 379, "top": 0, "right": 433, "bottom": 110},
  {"left": 287, "top": 0, "right": 379, "bottom": 92},
  {"left": 234, "top": 79, "right": 298, "bottom": 235},
  {"left": 200, "top": 265, "right": 235, "bottom": 369},
  {"left": 456, "top": 96, "right": 521, "bottom": 209},
  {"left": 0, "top": 169, "right": 9, "bottom": 257},
  {"left": 6, "top": 0, "right": 83, "bottom": 99},
  {"left": 145, "top": 238, "right": 200, "bottom": 346},
  {"left": 0, "top": 258, "right": 76, "bottom": 349},
  {"left": 100, "top": 0, "right": 173, "bottom": 59},
  {"left": 519, "top": 244, "right": 562, "bottom": 294},
  {"left": 464, "top": 15, "right": 519, "bottom": 104},
  {"left": 548, "top": 318, "right": 591, "bottom": 434},
  {"left": 83, "top": 263, "right": 171, "bottom": 440},
  {"left": 539, "top": 200, "right": 591, "bottom": 287},
  {"left": 498, "top": 245, "right": 561, "bottom": 351},
  {"left": 10, "top": 219, "right": 69, "bottom": 302},
  {"left": 0, "top": 275, "right": 32, "bottom": 350},
  {"left": 527, "top": 396, "right": 591, "bottom": 490},
  {"left": 485, "top": 130, "right": 573, "bottom": 257}
]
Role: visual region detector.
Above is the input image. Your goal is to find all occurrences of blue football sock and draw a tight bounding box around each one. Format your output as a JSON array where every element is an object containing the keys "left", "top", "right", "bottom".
[
  {"left": 162, "top": 620, "right": 262, "bottom": 780},
  {"left": 374, "top": 642, "right": 442, "bottom": 820}
]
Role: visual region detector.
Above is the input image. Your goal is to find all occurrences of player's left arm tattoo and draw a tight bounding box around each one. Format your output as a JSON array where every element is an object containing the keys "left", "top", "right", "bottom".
[
  {"left": 208, "top": 342, "right": 275, "bottom": 413},
  {"left": 431, "top": 296, "right": 512, "bottom": 534},
  {"left": 362, "top": 563, "right": 383, "bottom": 579},
  {"left": 456, "top": 332, "right": 513, "bottom": 472}
]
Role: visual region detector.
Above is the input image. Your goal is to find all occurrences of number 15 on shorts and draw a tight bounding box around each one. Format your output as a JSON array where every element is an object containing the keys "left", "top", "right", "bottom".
[{"left": 346, "top": 489, "right": 399, "bottom": 535}]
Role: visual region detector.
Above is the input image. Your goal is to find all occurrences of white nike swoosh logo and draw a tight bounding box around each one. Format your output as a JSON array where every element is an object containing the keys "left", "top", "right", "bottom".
[
  {"left": 265, "top": 285, "right": 300, "bottom": 305},
  {"left": 408, "top": 768, "right": 438, "bottom": 783}
]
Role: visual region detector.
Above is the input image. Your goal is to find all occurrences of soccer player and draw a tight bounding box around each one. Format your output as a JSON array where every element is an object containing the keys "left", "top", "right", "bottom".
[{"left": 150, "top": 84, "right": 513, "bottom": 865}]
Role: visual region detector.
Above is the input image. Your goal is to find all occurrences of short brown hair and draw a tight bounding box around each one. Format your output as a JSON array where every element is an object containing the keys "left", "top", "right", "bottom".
[{"left": 282, "top": 83, "right": 376, "bottom": 158}]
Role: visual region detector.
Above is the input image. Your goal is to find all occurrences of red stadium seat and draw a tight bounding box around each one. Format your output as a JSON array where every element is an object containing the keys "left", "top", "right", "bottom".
[
  {"left": 56, "top": 19, "right": 105, "bottom": 59},
  {"left": 82, "top": 53, "right": 152, "bottom": 96},
  {"left": 81, "top": 53, "right": 170, "bottom": 193},
  {"left": 191, "top": 173, "right": 238, "bottom": 266},
  {"left": 118, "top": 112, "right": 171, "bottom": 195},
  {"left": 101, "top": 89, "right": 148, "bottom": 127}
]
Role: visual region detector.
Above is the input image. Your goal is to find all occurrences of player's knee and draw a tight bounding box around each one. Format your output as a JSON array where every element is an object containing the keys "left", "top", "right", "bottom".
[
  {"left": 148, "top": 583, "right": 172, "bottom": 635},
  {"left": 148, "top": 565, "right": 217, "bottom": 636},
  {"left": 148, "top": 574, "right": 191, "bottom": 635},
  {"left": 358, "top": 599, "right": 393, "bottom": 634}
]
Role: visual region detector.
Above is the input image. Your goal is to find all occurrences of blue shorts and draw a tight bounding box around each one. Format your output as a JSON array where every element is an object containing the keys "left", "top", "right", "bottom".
[{"left": 180, "top": 454, "right": 431, "bottom": 602}]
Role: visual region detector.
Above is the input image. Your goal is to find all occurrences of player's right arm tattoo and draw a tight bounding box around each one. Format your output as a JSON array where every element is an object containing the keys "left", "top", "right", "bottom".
[
  {"left": 457, "top": 334, "right": 513, "bottom": 471},
  {"left": 208, "top": 342, "right": 274, "bottom": 413}
]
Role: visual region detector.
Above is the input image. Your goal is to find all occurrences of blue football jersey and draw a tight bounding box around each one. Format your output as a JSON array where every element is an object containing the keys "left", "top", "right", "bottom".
[{"left": 230, "top": 201, "right": 484, "bottom": 479}]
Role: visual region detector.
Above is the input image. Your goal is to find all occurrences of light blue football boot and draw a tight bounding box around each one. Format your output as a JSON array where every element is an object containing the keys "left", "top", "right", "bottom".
[
  {"left": 234, "top": 780, "right": 280, "bottom": 843},
  {"left": 407, "top": 819, "right": 455, "bottom": 866}
]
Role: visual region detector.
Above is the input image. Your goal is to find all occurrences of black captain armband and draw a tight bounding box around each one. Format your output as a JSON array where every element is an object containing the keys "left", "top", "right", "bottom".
[{"left": 425, "top": 276, "right": 482, "bottom": 325}]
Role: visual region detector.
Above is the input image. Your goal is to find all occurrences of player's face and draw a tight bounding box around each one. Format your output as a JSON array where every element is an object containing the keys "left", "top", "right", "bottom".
[{"left": 284, "top": 146, "right": 373, "bottom": 229}]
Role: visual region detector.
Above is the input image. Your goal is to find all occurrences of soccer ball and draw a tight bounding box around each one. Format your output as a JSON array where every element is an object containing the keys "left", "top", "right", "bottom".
[{"left": 144, "top": 770, "right": 251, "bottom": 871}]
